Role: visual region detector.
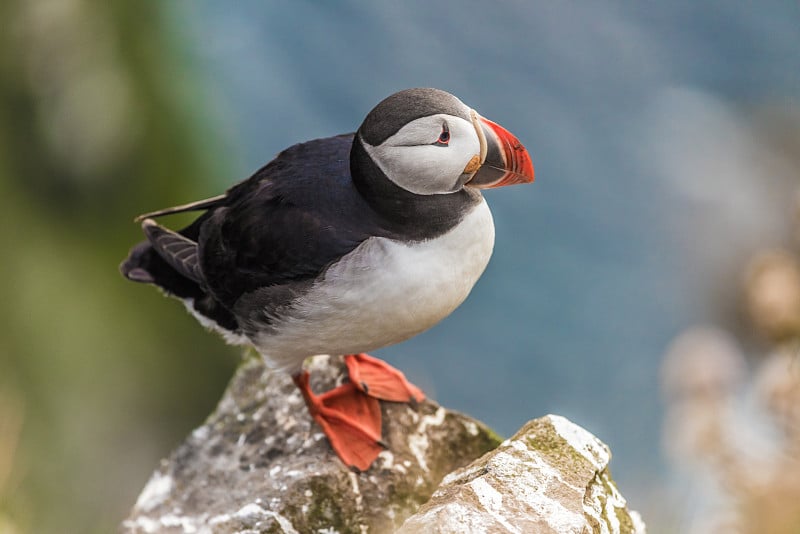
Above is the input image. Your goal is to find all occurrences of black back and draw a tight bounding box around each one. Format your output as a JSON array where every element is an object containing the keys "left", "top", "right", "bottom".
[{"left": 199, "top": 134, "right": 389, "bottom": 307}]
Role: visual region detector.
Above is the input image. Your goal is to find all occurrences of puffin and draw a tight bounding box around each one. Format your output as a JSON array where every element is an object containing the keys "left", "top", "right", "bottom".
[{"left": 120, "top": 88, "right": 534, "bottom": 471}]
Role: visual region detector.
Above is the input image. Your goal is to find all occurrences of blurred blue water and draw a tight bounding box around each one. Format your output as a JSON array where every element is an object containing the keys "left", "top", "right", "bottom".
[{"left": 168, "top": 0, "right": 800, "bottom": 514}]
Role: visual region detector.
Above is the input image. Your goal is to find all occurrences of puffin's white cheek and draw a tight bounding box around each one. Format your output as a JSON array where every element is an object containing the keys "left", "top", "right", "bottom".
[
  {"left": 385, "top": 145, "right": 473, "bottom": 195},
  {"left": 361, "top": 114, "right": 481, "bottom": 195}
]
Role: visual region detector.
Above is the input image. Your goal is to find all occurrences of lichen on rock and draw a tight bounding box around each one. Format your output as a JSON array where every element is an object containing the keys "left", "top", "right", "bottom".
[{"left": 397, "top": 414, "right": 646, "bottom": 534}]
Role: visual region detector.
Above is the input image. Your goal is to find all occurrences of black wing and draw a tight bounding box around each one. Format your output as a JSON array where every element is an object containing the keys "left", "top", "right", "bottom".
[
  {"left": 197, "top": 134, "right": 388, "bottom": 309},
  {"left": 121, "top": 133, "right": 387, "bottom": 333}
]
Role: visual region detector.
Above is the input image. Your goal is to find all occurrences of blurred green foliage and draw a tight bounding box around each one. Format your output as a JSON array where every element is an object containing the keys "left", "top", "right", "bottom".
[{"left": 0, "top": 1, "right": 239, "bottom": 532}]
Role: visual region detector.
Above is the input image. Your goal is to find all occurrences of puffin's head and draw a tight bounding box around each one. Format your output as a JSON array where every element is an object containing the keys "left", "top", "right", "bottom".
[{"left": 356, "top": 88, "right": 534, "bottom": 195}]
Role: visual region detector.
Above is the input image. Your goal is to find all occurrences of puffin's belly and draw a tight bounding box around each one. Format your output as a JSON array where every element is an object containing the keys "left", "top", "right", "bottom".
[{"left": 253, "top": 199, "right": 495, "bottom": 371}]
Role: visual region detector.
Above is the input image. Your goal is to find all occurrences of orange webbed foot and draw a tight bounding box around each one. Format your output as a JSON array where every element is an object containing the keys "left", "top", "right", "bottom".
[
  {"left": 345, "top": 353, "right": 425, "bottom": 403},
  {"left": 293, "top": 371, "right": 384, "bottom": 471}
]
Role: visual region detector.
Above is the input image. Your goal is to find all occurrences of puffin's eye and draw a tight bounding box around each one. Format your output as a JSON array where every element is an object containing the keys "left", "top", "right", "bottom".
[{"left": 434, "top": 124, "right": 450, "bottom": 146}]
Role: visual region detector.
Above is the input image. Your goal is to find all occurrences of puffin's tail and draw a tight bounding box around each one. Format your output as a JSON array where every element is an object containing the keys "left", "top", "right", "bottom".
[
  {"left": 120, "top": 218, "right": 240, "bottom": 334},
  {"left": 120, "top": 239, "right": 200, "bottom": 295}
]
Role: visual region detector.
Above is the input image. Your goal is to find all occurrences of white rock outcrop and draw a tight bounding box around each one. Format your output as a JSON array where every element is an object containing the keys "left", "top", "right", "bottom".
[{"left": 398, "top": 415, "right": 646, "bottom": 534}]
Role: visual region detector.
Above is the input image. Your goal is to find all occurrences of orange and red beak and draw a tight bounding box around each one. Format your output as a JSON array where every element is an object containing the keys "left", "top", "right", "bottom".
[{"left": 466, "top": 115, "right": 535, "bottom": 189}]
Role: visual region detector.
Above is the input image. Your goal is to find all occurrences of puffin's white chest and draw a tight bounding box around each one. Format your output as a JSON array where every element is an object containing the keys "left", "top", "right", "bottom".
[{"left": 253, "top": 199, "right": 495, "bottom": 371}]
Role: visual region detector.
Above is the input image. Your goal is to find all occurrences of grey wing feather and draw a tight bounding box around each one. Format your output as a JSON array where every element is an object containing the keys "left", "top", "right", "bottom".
[
  {"left": 141, "top": 218, "right": 204, "bottom": 284},
  {"left": 134, "top": 193, "right": 227, "bottom": 222}
]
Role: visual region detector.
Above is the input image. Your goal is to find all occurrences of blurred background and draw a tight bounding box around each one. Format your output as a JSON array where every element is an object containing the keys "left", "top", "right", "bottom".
[{"left": 1, "top": 1, "right": 798, "bottom": 532}]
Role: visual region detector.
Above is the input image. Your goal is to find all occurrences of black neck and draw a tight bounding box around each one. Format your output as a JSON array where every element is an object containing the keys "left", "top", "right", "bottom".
[{"left": 349, "top": 134, "right": 481, "bottom": 241}]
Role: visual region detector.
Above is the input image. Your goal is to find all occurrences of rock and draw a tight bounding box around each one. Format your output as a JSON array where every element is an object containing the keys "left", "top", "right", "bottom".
[
  {"left": 121, "top": 355, "right": 502, "bottom": 533},
  {"left": 122, "top": 357, "right": 646, "bottom": 533},
  {"left": 397, "top": 415, "right": 646, "bottom": 534}
]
